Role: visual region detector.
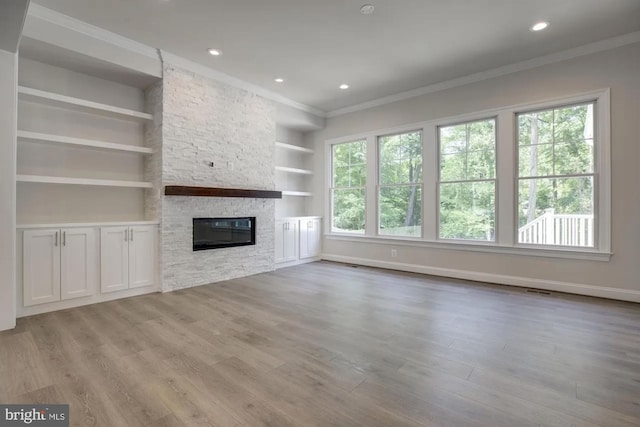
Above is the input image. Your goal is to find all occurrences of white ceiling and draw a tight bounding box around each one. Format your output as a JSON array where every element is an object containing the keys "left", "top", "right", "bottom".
[{"left": 31, "top": 0, "right": 640, "bottom": 113}]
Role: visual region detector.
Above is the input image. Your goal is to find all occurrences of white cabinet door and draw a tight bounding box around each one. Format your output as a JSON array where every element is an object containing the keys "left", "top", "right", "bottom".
[
  {"left": 100, "top": 226, "right": 129, "bottom": 293},
  {"left": 283, "top": 221, "right": 299, "bottom": 262},
  {"left": 274, "top": 220, "right": 286, "bottom": 263},
  {"left": 61, "top": 228, "right": 98, "bottom": 300},
  {"left": 300, "top": 219, "right": 321, "bottom": 259},
  {"left": 23, "top": 229, "right": 61, "bottom": 306},
  {"left": 128, "top": 226, "right": 155, "bottom": 289}
]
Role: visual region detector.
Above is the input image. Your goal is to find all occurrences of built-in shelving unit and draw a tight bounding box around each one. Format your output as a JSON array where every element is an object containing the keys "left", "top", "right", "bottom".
[
  {"left": 18, "top": 86, "right": 154, "bottom": 122},
  {"left": 17, "top": 131, "right": 154, "bottom": 154},
  {"left": 16, "top": 55, "right": 158, "bottom": 227},
  {"left": 275, "top": 139, "right": 315, "bottom": 210},
  {"left": 17, "top": 175, "right": 153, "bottom": 188},
  {"left": 12, "top": 37, "right": 164, "bottom": 317}
]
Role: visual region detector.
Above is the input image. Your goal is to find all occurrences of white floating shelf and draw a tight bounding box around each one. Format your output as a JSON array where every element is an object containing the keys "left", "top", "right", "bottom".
[
  {"left": 17, "top": 131, "right": 154, "bottom": 154},
  {"left": 18, "top": 86, "right": 154, "bottom": 122},
  {"left": 276, "top": 142, "right": 315, "bottom": 154},
  {"left": 17, "top": 175, "right": 153, "bottom": 189},
  {"left": 275, "top": 166, "right": 314, "bottom": 175},
  {"left": 281, "top": 191, "right": 313, "bottom": 197}
]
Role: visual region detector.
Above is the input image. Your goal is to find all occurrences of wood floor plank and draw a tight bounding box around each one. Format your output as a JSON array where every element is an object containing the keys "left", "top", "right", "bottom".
[
  {"left": 398, "top": 360, "right": 600, "bottom": 427},
  {"left": 77, "top": 344, "right": 173, "bottom": 426},
  {"left": 353, "top": 378, "right": 486, "bottom": 427},
  {"left": 272, "top": 359, "right": 423, "bottom": 427},
  {"left": 163, "top": 353, "right": 297, "bottom": 427},
  {"left": 468, "top": 365, "right": 640, "bottom": 427},
  {"left": 0, "top": 331, "right": 53, "bottom": 397},
  {"left": 2, "top": 261, "right": 639, "bottom": 427},
  {"left": 212, "top": 356, "right": 362, "bottom": 427},
  {"left": 121, "top": 350, "right": 243, "bottom": 427}
]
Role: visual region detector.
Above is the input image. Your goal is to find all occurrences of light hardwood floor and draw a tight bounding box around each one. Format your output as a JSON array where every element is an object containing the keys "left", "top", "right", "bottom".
[{"left": 1, "top": 261, "right": 639, "bottom": 426}]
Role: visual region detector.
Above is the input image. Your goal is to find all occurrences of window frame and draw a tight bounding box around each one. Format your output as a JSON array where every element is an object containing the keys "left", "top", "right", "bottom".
[
  {"left": 376, "top": 129, "right": 424, "bottom": 238},
  {"left": 323, "top": 88, "right": 611, "bottom": 261},
  {"left": 436, "top": 117, "right": 498, "bottom": 243},
  {"left": 328, "top": 139, "right": 368, "bottom": 235},
  {"left": 515, "top": 101, "right": 598, "bottom": 249}
]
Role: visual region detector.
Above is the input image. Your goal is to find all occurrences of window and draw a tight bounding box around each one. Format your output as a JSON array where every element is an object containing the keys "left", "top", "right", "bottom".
[
  {"left": 331, "top": 140, "right": 366, "bottom": 234},
  {"left": 517, "top": 102, "right": 595, "bottom": 247},
  {"left": 438, "top": 119, "right": 496, "bottom": 241},
  {"left": 324, "top": 89, "right": 609, "bottom": 259},
  {"left": 378, "top": 131, "right": 423, "bottom": 237}
]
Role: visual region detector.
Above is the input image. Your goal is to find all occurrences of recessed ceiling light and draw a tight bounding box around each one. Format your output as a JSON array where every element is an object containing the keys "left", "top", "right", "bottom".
[
  {"left": 339, "top": 84, "right": 350, "bottom": 90},
  {"left": 360, "top": 4, "right": 375, "bottom": 15},
  {"left": 207, "top": 48, "right": 222, "bottom": 56},
  {"left": 531, "top": 22, "right": 549, "bottom": 32},
  {"left": 275, "top": 78, "right": 284, "bottom": 83}
]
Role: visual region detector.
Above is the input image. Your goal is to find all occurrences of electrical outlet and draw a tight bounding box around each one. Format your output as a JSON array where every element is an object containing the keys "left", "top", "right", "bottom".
[
  {"left": 391, "top": 249, "right": 397, "bottom": 258},
  {"left": 227, "top": 161, "right": 234, "bottom": 171}
]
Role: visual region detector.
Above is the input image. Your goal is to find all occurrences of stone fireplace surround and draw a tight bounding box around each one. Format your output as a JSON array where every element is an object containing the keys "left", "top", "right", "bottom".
[{"left": 146, "top": 65, "right": 278, "bottom": 292}]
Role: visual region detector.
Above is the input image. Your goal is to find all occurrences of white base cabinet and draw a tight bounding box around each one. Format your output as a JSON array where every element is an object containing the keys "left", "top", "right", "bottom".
[
  {"left": 100, "top": 226, "right": 130, "bottom": 293},
  {"left": 299, "top": 218, "right": 321, "bottom": 259},
  {"left": 61, "top": 228, "right": 99, "bottom": 300},
  {"left": 275, "top": 217, "right": 321, "bottom": 268},
  {"left": 275, "top": 219, "right": 299, "bottom": 263},
  {"left": 101, "top": 225, "right": 156, "bottom": 293},
  {"left": 23, "top": 227, "right": 98, "bottom": 306},
  {"left": 21, "top": 223, "right": 157, "bottom": 312}
]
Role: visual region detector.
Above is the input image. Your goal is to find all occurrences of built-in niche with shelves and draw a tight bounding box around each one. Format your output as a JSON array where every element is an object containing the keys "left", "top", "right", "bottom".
[
  {"left": 16, "top": 56, "right": 158, "bottom": 226},
  {"left": 275, "top": 126, "right": 315, "bottom": 218}
]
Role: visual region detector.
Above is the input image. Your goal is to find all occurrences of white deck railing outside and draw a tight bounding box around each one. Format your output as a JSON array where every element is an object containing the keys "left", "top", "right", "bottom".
[{"left": 518, "top": 208, "right": 594, "bottom": 247}]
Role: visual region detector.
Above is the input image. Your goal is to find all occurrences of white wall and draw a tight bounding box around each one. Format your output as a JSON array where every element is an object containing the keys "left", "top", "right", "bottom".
[
  {"left": 0, "top": 50, "right": 18, "bottom": 330},
  {"left": 158, "top": 65, "right": 277, "bottom": 291},
  {"left": 309, "top": 42, "right": 640, "bottom": 302}
]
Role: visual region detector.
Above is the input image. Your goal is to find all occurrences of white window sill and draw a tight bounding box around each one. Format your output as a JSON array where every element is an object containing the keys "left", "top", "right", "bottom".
[{"left": 324, "top": 233, "right": 612, "bottom": 262}]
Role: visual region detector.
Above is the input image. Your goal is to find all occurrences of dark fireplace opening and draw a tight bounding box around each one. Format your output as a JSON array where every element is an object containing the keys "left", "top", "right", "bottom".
[{"left": 193, "top": 217, "right": 256, "bottom": 251}]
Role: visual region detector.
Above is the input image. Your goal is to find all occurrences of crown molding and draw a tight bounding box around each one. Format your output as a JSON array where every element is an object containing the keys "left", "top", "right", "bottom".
[
  {"left": 326, "top": 31, "right": 640, "bottom": 118},
  {"left": 160, "top": 51, "right": 327, "bottom": 117}
]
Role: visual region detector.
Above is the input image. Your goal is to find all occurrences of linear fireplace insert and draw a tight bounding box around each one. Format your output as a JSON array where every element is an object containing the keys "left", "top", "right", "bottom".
[{"left": 193, "top": 217, "right": 256, "bottom": 251}]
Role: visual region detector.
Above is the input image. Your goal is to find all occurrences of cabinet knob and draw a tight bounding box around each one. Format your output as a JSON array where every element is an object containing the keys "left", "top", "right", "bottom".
[{"left": 54, "top": 231, "right": 58, "bottom": 247}]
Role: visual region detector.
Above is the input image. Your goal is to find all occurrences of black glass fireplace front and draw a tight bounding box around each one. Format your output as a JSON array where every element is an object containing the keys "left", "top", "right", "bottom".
[{"left": 193, "top": 217, "right": 256, "bottom": 251}]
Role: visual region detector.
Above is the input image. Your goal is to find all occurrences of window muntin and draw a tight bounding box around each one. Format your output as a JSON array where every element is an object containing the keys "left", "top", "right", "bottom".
[
  {"left": 331, "top": 140, "right": 366, "bottom": 234},
  {"left": 517, "top": 103, "right": 595, "bottom": 247},
  {"left": 438, "top": 119, "right": 496, "bottom": 241},
  {"left": 378, "top": 131, "right": 422, "bottom": 237}
]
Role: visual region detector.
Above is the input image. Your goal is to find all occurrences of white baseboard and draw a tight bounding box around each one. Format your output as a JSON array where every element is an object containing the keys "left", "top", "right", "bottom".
[
  {"left": 321, "top": 254, "right": 640, "bottom": 303},
  {"left": 275, "top": 256, "right": 321, "bottom": 270},
  {"left": 17, "top": 285, "right": 160, "bottom": 318}
]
